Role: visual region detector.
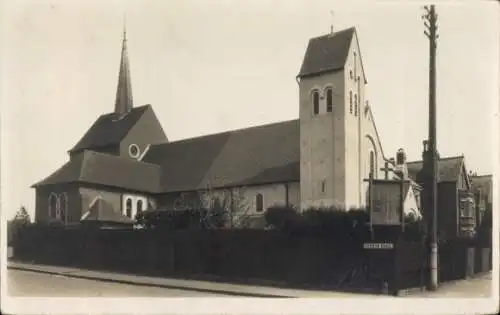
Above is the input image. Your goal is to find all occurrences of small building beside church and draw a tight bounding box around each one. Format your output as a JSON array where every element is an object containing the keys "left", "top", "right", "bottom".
[
  {"left": 470, "top": 174, "right": 493, "bottom": 225},
  {"left": 33, "top": 26, "right": 431, "bottom": 227},
  {"left": 406, "top": 149, "right": 479, "bottom": 239}
]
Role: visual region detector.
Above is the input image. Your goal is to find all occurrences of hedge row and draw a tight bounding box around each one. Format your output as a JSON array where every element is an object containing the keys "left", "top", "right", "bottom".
[{"left": 264, "top": 205, "right": 424, "bottom": 241}]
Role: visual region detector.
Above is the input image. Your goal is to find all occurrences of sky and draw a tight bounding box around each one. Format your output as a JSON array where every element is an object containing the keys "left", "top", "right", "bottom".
[{"left": 1, "top": 0, "right": 498, "bottom": 220}]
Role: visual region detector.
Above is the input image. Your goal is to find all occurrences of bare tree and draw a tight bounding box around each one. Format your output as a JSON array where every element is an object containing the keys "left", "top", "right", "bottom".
[
  {"left": 197, "top": 185, "right": 252, "bottom": 229},
  {"left": 229, "top": 187, "right": 252, "bottom": 228},
  {"left": 14, "top": 205, "right": 31, "bottom": 225},
  {"left": 8, "top": 205, "right": 31, "bottom": 246}
]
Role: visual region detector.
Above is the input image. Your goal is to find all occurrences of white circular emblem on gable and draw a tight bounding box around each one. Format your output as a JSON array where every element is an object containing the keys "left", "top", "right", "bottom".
[{"left": 129, "top": 144, "right": 140, "bottom": 158}]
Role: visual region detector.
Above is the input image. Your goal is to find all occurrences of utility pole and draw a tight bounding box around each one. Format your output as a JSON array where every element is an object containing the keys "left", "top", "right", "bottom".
[{"left": 422, "top": 4, "right": 439, "bottom": 291}]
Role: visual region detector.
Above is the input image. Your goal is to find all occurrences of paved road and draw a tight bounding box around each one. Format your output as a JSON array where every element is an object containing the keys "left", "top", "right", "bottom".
[{"left": 7, "top": 269, "right": 226, "bottom": 297}]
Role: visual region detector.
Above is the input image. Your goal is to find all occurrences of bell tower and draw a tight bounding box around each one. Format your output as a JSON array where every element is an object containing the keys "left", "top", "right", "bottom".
[{"left": 297, "top": 27, "right": 367, "bottom": 210}]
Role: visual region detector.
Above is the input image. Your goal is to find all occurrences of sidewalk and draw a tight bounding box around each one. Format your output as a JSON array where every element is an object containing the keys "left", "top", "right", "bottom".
[
  {"left": 402, "top": 272, "right": 493, "bottom": 298},
  {"left": 9, "top": 261, "right": 491, "bottom": 298},
  {"left": 7, "top": 261, "right": 375, "bottom": 298}
]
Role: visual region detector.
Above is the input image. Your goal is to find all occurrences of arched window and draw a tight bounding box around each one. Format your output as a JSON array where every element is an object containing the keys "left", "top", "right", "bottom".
[
  {"left": 312, "top": 90, "right": 319, "bottom": 115},
  {"left": 48, "top": 193, "right": 58, "bottom": 219},
  {"left": 126, "top": 198, "right": 132, "bottom": 218},
  {"left": 256, "top": 193, "right": 264, "bottom": 212},
  {"left": 370, "top": 151, "right": 375, "bottom": 177},
  {"left": 137, "top": 200, "right": 143, "bottom": 215},
  {"left": 326, "top": 88, "right": 333, "bottom": 113},
  {"left": 349, "top": 91, "right": 353, "bottom": 114},
  {"left": 354, "top": 93, "right": 358, "bottom": 116},
  {"left": 59, "top": 193, "right": 68, "bottom": 223}
]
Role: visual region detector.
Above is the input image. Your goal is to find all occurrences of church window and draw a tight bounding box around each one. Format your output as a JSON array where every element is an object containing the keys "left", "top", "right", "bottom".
[
  {"left": 126, "top": 198, "right": 132, "bottom": 218},
  {"left": 349, "top": 91, "right": 353, "bottom": 114},
  {"left": 48, "top": 193, "right": 58, "bottom": 219},
  {"left": 256, "top": 193, "right": 264, "bottom": 212},
  {"left": 321, "top": 180, "right": 326, "bottom": 193},
  {"left": 312, "top": 90, "right": 319, "bottom": 115},
  {"left": 349, "top": 70, "right": 353, "bottom": 80},
  {"left": 326, "top": 88, "right": 333, "bottom": 112},
  {"left": 129, "top": 144, "right": 140, "bottom": 159},
  {"left": 370, "top": 151, "right": 375, "bottom": 177},
  {"left": 354, "top": 94, "right": 358, "bottom": 116},
  {"left": 137, "top": 200, "right": 143, "bottom": 214},
  {"left": 60, "top": 193, "right": 68, "bottom": 223}
]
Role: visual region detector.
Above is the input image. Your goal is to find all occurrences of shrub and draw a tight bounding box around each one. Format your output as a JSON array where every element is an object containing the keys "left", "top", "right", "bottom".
[
  {"left": 301, "top": 206, "right": 369, "bottom": 239},
  {"left": 264, "top": 205, "right": 302, "bottom": 230},
  {"left": 202, "top": 196, "right": 228, "bottom": 228},
  {"left": 135, "top": 209, "right": 202, "bottom": 230},
  {"left": 7, "top": 206, "right": 32, "bottom": 246},
  {"left": 264, "top": 205, "right": 370, "bottom": 240}
]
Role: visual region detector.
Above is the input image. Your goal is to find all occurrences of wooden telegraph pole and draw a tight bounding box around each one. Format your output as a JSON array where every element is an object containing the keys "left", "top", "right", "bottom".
[{"left": 422, "top": 4, "right": 439, "bottom": 291}]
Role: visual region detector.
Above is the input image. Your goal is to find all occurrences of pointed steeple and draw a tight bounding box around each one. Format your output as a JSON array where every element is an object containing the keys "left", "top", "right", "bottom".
[{"left": 114, "top": 22, "right": 133, "bottom": 115}]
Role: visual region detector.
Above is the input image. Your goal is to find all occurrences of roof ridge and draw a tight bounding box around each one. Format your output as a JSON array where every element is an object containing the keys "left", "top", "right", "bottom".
[
  {"left": 365, "top": 105, "right": 387, "bottom": 162},
  {"left": 102, "top": 104, "right": 151, "bottom": 119},
  {"left": 309, "top": 26, "right": 355, "bottom": 41},
  {"left": 440, "top": 155, "right": 465, "bottom": 161},
  {"left": 407, "top": 155, "right": 464, "bottom": 164},
  {"left": 151, "top": 119, "right": 299, "bottom": 148}
]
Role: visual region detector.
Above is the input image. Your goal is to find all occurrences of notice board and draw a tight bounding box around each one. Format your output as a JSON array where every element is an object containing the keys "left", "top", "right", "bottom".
[{"left": 370, "top": 181, "right": 404, "bottom": 225}]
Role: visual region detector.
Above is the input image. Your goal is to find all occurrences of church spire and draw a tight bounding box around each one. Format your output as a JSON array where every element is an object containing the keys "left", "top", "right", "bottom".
[{"left": 114, "top": 20, "right": 133, "bottom": 115}]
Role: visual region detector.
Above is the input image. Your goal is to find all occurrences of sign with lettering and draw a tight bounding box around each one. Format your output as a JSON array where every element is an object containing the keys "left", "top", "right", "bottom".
[
  {"left": 363, "top": 243, "right": 394, "bottom": 249},
  {"left": 370, "top": 181, "right": 404, "bottom": 225}
]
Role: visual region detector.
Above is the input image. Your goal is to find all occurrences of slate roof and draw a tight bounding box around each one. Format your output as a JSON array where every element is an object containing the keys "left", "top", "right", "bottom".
[
  {"left": 143, "top": 119, "right": 300, "bottom": 193},
  {"left": 297, "top": 27, "right": 367, "bottom": 82},
  {"left": 32, "top": 150, "right": 160, "bottom": 193},
  {"left": 69, "top": 105, "right": 151, "bottom": 153},
  {"left": 81, "top": 198, "right": 135, "bottom": 224},
  {"left": 406, "top": 156, "right": 465, "bottom": 183},
  {"left": 470, "top": 175, "right": 493, "bottom": 202}
]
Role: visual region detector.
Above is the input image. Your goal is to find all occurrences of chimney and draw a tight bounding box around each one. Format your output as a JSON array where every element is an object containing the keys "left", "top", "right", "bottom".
[
  {"left": 395, "top": 148, "right": 408, "bottom": 179},
  {"left": 396, "top": 148, "right": 407, "bottom": 165}
]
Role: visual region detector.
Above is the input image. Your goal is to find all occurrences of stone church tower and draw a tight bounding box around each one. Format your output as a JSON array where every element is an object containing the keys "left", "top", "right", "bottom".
[{"left": 297, "top": 27, "right": 381, "bottom": 210}]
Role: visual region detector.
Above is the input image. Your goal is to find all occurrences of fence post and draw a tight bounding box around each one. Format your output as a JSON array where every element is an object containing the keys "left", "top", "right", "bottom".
[
  {"left": 420, "top": 238, "right": 426, "bottom": 290},
  {"left": 392, "top": 243, "right": 400, "bottom": 296},
  {"left": 369, "top": 173, "right": 374, "bottom": 240},
  {"left": 363, "top": 174, "right": 374, "bottom": 240},
  {"left": 400, "top": 178, "right": 405, "bottom": 233}
]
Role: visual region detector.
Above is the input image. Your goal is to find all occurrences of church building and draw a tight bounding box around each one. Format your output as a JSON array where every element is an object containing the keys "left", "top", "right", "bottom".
[{"left": 33, "top": 26, "right": 426, "bottom": 226}]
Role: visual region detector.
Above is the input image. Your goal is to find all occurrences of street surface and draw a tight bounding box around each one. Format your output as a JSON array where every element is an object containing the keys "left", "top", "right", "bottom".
[{"left": 8, "top": 269, "right": 226, "bottom": 297}]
